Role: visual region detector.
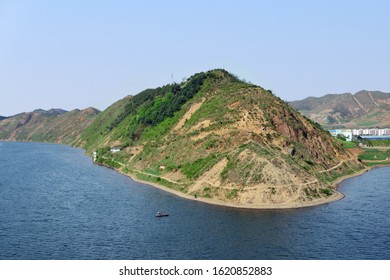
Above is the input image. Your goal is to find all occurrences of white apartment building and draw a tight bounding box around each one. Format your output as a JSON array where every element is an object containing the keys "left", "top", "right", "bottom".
[{"left": 351, "top": 128, "right": 390, "bottom": 136}]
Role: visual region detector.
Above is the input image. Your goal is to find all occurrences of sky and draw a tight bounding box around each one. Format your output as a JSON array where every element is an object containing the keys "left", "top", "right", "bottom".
[{"left": 0, "top": 0, "right": 389, "bottom": 116}]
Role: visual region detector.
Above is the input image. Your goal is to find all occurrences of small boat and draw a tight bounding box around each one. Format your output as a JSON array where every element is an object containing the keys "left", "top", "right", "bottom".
[{"left": 156, "top": 211, "right": 169, "bottom": 217}]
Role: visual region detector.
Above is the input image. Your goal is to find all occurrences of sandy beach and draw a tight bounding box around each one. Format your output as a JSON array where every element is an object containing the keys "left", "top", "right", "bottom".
[{"left": 110, "top": 164, "right": 386, "bottom": 210}]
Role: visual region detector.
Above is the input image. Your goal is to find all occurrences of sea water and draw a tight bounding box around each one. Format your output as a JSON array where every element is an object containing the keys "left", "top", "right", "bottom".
[{"left": 1, "top": 142, "right": 389, "bottom": 259}]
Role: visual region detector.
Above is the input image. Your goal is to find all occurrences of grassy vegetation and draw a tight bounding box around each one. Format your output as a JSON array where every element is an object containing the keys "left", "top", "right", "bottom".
[
  {"left": 334, "top": 138, "right": 390, "bottom": 167},
  {"left": 369, "top": 139, "right": 390, "bottom": 147},
  {"left": 181, "top": 153, "right": 222, "bottom": 179},
  {"left": 185, "top": 94, "right": 232, "bottom": 128},
  {"left": 78, "top": 97, "right": 132, "bottom": 150},
  {"left": 363, "top": 161, "right": 390, "bottom": 166},
  {"left": 317, "top": 161, "right": 363, "bottom": 185},
  {"left": 134, "top": 172, "right": 188, "bottom": 193},
  {"left": 227, "top": 189, "right": 239, "bottom": 199},
  {"left": 319, "top": 188, "right": 333, "bottom": 196},
  {"left": 336, "top": 138, "right": 358, "bottom": 148},
  {"left": 303, "top": 186, "right": 334, "bottom": 199},
  {"left": 358, "top": 149, "right": 390, "bottom": 161},
  {"left": 220, "top": 157, "right": 237, "bottom": 180},
  {"left": 95, "top": 157, "right": 121, "bottom": 169},
  {"left": 304, "top": 187, "right": 320, "bottom": 198}
]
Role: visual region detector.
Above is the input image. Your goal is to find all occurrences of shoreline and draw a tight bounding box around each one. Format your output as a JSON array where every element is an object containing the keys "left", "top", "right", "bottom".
[
  {"left": 2, "top": 140, "right": 387, "bottom": 210},
  {"left": 112, "top": 163, "right": 388, "bottom": 210},
  {"left": 331, "top": 167, "right": 370, "bottom": 189}
]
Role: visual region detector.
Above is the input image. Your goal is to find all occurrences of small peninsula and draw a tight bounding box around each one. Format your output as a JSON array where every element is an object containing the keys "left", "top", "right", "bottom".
[
  {"left": 0, "top": 69, "right": 369, "bottom": 209},
  {"left": 77, "top": 69, "right": 364, "bottom": 208}
]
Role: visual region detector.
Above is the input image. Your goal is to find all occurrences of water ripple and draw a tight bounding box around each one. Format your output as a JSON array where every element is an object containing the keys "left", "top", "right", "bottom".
[{"left": 1, "top": 142, "right": 390, "bottom": 259}]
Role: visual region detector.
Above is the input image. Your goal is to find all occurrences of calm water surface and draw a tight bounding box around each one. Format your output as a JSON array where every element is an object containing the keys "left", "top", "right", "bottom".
[{"left": 0, "top": 142, "right": 389, "bottom": 259}]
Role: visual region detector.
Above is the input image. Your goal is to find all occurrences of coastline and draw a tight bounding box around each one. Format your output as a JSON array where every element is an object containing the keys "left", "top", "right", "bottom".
[
  {"left": 2, "top": 140, "right": 387, "bottom": 210},
  {"left": 331, "top": 167, "right": 371, "bottom": 189},
  {"left": 111, "top": 163, "right": 386, "bottom": 210},
  {"left": 331, "top": 163, "right": 390, "bottom": 190},
  {"left": 116, "top": 168, "right": 321, "bottom": 209}
]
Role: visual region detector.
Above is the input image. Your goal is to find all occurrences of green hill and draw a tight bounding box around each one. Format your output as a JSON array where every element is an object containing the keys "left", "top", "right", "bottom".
[
  {"left": 78, "top": 71, "right": 209, "bottom": 151},
  {"left": 1, "top": 69, "right": 365, "bottom": 208},
  {"left": 74, "top": 96, "right": 133, "bottom": 149},
  {"left": 83, "top": 69, "right": 363, "bottom": 208}
]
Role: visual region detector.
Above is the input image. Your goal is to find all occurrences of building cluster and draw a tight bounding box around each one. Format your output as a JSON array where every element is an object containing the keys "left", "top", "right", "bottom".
[
  {"left": 329, "top": 128, "right": 390, "bottom": 141},
  {"left": 351, "top": 128, "right": 390, "bottom": 136}
]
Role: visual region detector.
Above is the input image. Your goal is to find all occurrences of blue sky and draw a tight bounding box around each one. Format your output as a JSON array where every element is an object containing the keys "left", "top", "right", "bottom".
[{"left": 1, "top": 0, "right": 389, "bottom": 116}]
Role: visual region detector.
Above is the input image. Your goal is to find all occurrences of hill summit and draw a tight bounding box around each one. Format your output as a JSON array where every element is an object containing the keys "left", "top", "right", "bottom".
[{"left": 81, "top": 69, "right": 363, "bottom": 208}]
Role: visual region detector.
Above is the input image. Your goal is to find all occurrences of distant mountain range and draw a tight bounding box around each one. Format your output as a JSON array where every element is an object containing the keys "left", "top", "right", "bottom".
[
  {"left": 0, "top": 107, "right": 100, "bottom": 145},
  {"left": 289, "top": 90, "right": 390, "bottom": 128}
]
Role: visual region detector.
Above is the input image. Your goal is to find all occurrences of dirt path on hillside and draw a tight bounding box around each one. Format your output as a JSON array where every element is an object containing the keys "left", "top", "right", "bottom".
[
  {"left": 129, "top": 168, "right": 186, "bottom": 185},
  {"left": 352, "top": 95, "right": 368, "bottom": 113},
  {"left": 368, "top": 91, "right": 380, "bottom": 107},
  {"left": 318, "top": 160, "right": 345, "bottom": 173},
  {"left": 173, "top": 98, "right": 206, "bottom": 131}
]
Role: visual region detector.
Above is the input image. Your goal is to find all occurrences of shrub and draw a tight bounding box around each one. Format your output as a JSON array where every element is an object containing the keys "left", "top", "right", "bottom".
[
  {"left": 320, "top": 188, "right": 332, "bottom": 196},
  {"left": 227, "top": 189, "right": 239, "bottom": 199}
]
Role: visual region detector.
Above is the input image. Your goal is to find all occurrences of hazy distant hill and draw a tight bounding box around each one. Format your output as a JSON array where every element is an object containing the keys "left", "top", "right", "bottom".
[
  {"left": 80, "top": 69, "right": 362, "bottom": 208},
  {"left": 289, "top": 90, "right": 390, "bottom": 128},
  {"left": 0, "top": 116, "right": 7, "bottom": 121},
  {"left": 0, "top": 107, "right": 100, "bottom": 145},
  {"left": 32, "top": 108, "right": 68, "bottom": 115}
]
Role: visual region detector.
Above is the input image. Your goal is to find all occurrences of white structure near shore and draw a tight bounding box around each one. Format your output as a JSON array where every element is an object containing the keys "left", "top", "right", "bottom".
[
  {"left": 351, "top": 128, "right": 390, "bottom": 136},
  {"left": 329, "top": 128, "right": 390, "bottom": 141},
  {"left": 329, "top": 129, "right": 353, "bottom": 141}
]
